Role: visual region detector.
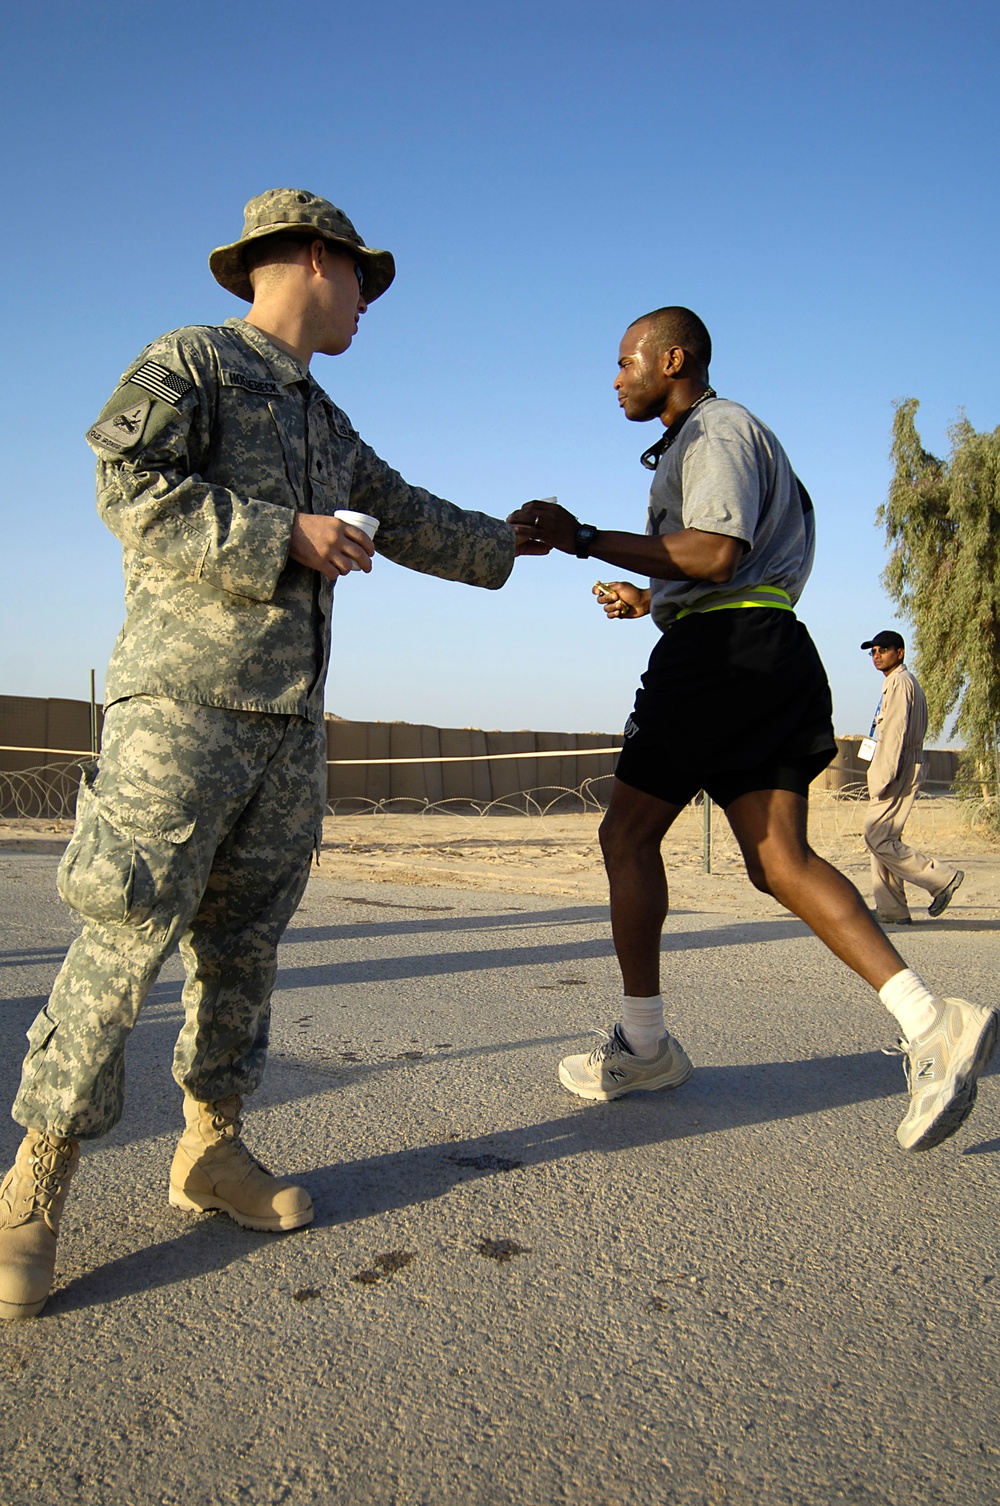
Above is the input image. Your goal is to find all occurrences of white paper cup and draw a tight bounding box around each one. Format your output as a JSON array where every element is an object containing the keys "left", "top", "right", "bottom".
[{"left": 334, "top": 510, "right": 380, "bottom": 570}]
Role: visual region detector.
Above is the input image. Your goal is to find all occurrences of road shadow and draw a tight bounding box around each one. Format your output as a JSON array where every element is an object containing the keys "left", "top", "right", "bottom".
[
  {"left": 270, "top": 915, "right": 817, "bottom": 996},
  {"left": 915, "top": 919, "right": 1000, "bottom": 933},
  {"left": 308, "top": 1047, "right": 902, "bottom": 1225},
  {"left": 0, "top": 946, "right": 69, "bottom": 970},
  {"left": 48, "top": 1217, "right": 278, "bottom": 1317},
  {"left": 282, "top": 903, "right": 610, "bottom": 943},
  {"left": 962, "top": 1135, "right": 1000, "bottom": 1156},
  {"left": 41, "top": 1047, "right": 906, "bottom": 1311}
]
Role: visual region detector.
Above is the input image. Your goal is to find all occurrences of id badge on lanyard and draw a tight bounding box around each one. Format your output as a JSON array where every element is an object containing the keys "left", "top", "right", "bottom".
[{"left": 858, "top": 699, "right": 881, "bottom": 762}]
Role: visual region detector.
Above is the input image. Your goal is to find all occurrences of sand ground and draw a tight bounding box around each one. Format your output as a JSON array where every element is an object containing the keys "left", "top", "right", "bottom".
[
  {"left": 3, "top": 793, "right": 997, "bottom": 920},
  {"left": 315, "top": 793, "right": 999, "bottom": 919}
]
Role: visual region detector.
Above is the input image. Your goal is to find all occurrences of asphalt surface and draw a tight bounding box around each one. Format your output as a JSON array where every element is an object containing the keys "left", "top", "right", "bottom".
[{"left": 1, "top": 847, "right": 998, "bottom": 1506}]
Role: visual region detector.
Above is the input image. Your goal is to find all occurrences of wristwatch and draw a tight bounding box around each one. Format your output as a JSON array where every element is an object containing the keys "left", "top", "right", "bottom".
[{"left": 574, "top": 523, "right": 599, "bottom": 559}]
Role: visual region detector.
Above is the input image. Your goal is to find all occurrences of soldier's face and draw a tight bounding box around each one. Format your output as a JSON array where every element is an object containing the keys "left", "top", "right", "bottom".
[
  {"left": 313, "top": 245, "right": 368, "bottom": 356},
  {"left": 614, "top": 327, "right": 671, "bottom": 423}
]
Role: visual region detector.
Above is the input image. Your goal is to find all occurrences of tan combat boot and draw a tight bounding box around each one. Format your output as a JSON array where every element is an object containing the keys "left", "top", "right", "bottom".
[
  {"left": 0, "top": 1130, "right": 80, "bottom": 1321},
  {"left": 169, "top": 1094, "right": 313, "bottom": 1231}
]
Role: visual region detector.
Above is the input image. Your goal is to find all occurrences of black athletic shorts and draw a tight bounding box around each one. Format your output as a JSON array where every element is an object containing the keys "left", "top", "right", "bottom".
[{"left": 613, "top": 607, "right": 837, "bottom": 810}]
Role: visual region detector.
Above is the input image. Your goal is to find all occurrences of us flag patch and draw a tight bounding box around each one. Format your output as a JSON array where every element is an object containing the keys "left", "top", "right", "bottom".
[{"left": 128, "top": 361, "right": 194, "bottom": 406}]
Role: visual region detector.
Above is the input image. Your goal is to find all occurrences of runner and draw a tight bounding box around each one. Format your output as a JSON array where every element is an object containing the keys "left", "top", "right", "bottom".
[{"left": 509, "top": 305, "right": 996, "bottom": 1152}]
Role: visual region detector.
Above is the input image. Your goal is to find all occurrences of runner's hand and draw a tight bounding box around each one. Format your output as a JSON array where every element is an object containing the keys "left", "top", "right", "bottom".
[
  {"left": 592, "top": 581, "right": 650, "bottom": 620},
  {"left": 507, "top": 499, "right": 578, "bottom": 554}
]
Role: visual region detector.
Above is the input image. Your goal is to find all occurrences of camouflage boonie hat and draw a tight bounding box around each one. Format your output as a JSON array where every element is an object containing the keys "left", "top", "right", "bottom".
[{"left": 209, "top": 188, "right": 395, "bottom": 303}]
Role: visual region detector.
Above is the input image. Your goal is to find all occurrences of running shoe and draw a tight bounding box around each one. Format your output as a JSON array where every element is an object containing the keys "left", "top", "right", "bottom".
[
  {"left": 558, "top": 1024, "right": 693, "bottom": 1102},
  {"left": 893, "top": 997, "right": 998, "bottom": 1151}
]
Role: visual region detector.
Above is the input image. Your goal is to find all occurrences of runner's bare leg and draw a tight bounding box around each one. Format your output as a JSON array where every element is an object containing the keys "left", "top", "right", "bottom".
[
  {"left": 725, "top": 788, "right": 906, "bottom": 990},
  {"left": 599, "top": 780, "right": 686, "bottom": 997}
]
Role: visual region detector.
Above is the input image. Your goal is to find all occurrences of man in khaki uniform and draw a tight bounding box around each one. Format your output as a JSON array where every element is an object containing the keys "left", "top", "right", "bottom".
[
  {"left": 861, "top": 630, "right": 963, "bottom": 925},
  {"left": 0, "top": 189, "right": 522, "bottom": 1321}
]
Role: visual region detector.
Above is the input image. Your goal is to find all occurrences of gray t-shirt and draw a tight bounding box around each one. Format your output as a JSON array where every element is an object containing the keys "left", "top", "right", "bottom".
[{"left": 646, "top": 396, "right": 815, "bottom": 632}]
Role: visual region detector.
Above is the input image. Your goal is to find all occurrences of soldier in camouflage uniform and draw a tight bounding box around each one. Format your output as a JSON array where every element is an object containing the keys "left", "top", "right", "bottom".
[{"left": 0, "top": 189, "right": 519, "bottom": 1320}]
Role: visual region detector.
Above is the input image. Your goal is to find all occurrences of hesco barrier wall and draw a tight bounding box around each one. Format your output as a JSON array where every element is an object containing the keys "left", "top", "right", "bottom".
[
  {"left": 0, "top": 696, "right": 105, "bottom": 818},
  {"left": 0, "top": 695, "right": 959, "bottom": 818},
  {"left": 323, "top": 719, "right": 621, "bottom": 810},
  {"left": 0, "top": 696, "right": 623, "bottom": 817},
  {"left": 819, "top": 735, "right": 958, "bottom": 797}
]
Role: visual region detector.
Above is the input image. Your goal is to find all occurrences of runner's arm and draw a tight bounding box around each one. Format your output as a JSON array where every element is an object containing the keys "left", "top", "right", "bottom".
[{"left": 508, "top": 500, "right": 744, "bottom": 583}]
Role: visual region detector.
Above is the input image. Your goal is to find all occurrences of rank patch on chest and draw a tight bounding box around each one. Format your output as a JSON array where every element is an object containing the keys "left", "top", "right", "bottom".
[
  {"left": 128, "top": 361, "right": 194, "bottom": 406},
  {"left": 86, "top": 398, "right": 152, "bottom": 453}
]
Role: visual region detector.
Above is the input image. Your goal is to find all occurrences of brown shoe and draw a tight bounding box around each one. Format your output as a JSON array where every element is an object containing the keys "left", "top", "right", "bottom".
[
  {"left": 169, "top": 1094, "right": 313, "bottom": 1232},
  {"left": 0, "top": 1131, "right": 80, "bottom": 1321}
]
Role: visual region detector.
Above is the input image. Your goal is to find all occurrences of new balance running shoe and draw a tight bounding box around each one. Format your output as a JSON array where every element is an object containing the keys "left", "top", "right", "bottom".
[
  {"left": 893, "top": 997, "right": 998, "bottom": 1151},
  {"left": 558, "top": 1024, "right": 693, "bottom": 1102}
]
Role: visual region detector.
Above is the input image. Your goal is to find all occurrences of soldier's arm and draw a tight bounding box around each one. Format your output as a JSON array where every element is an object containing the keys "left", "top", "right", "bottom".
[
  {"left": 347, "top": 440, "right": 516, "bottom": 589},
  {"left": 88, "top": 337, "right": 295, "bottom": 603}
]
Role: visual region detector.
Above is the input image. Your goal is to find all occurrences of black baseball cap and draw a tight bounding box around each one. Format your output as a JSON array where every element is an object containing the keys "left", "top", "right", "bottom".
[{"left": 860, "top": 630, "right": 904, "bottom": 651}]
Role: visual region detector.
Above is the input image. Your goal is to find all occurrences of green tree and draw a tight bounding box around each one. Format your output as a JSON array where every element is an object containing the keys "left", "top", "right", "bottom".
[{"left": 881, "top": 400, "right": 1000, "bottom": 810}]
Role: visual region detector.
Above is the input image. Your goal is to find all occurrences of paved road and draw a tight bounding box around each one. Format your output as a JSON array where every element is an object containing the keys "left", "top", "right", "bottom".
[{"left": 1, "top": 848, "right": 998, "bottom": 1506}]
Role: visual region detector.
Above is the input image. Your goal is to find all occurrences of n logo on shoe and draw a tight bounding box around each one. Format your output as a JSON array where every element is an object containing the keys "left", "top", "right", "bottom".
[
  {"left": 916, "top": 1058, "right": 935, "bottom": 1079},
  {"left": 607, "top": 1066, "right": 628, "bottom": 1081}
]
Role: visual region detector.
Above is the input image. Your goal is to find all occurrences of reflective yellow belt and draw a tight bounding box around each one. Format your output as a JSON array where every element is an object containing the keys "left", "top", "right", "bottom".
[{"left": 676, "top": 585, "right": 793, "bottom": 620}]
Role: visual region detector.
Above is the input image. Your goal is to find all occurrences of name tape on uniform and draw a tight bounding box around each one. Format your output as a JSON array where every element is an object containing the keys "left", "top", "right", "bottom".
[{"left": 222, "top": 370, "right": 282, "bottom": 395}]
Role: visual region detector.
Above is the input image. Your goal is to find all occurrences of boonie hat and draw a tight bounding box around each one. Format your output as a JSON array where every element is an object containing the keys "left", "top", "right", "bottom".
[
  {"left": 860, "top": 630, "right": 905, "bottom": 651},
  {"left": 209, "top": 188, "right": 395, "bottom": 304}
]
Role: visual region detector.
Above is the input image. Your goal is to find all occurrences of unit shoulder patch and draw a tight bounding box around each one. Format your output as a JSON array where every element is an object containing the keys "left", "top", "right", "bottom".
[
  {"left": 221, "top": 369, "right": 282, "bottom": 396},
  {"left": 87, "top": 397, "right": 152, "bottom": 454},
  {"left": 128, "top": 361, "right": 195, "bottom": 407}
]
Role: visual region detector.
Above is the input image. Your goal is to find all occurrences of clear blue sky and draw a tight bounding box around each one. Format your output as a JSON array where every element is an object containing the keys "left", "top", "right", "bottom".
[{"left": 2, "top": 0, "right": 997, "bottom": 741}]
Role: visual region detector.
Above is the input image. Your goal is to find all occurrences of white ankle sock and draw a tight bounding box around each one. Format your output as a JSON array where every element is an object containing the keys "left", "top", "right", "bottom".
[
  {"left": 879, "top": 968, "right": 940, "bottom": 1041},
  {"left": 620, "top": 994, "right": 667, "bottom": 1058}
]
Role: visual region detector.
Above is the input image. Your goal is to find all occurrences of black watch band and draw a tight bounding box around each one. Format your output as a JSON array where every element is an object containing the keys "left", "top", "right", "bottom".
[{"left": 574, "top": 523, "right": 599, "bottom": 559}]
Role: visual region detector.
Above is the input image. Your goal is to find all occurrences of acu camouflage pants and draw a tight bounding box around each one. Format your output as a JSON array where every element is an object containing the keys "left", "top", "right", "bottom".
[{"left": 13, "top": 696, "right": 326, "bottom": 1140}]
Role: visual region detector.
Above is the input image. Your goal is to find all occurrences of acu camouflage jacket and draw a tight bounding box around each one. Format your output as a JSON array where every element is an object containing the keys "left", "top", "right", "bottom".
[{"left": 87, "top": 318, "right": 515, "bottom": 724}]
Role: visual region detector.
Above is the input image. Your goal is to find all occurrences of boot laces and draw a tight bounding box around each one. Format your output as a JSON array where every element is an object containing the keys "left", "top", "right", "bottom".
[
  {"left": 210, "top": 1105, "right": 244, "bottom": 1140},
  {"left": 207, "top": 1102, "right": 273, "bottom": 1176},
  {"left": 26, "top": 1136, "right": 74, "bottom": 1213}
]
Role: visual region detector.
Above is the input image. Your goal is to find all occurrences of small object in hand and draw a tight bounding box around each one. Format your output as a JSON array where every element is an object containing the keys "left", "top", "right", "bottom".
[
  {"left": 333, "top": 509, "right": 379, "bottom": 571},
  {"left": 595, "top": 581, "right": 628, "bottom": 618}
]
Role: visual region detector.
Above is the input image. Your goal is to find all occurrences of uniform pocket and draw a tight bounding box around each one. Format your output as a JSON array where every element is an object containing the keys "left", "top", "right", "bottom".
[
  {"left": 57, "top": 763, "right": 196, "bottom": 927},
  {"left": 309, "top": 408, "right": 357, "bottom": 508},
  {"left": 24, "top": 1007, "right": 57, "bottom": 1062}
]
